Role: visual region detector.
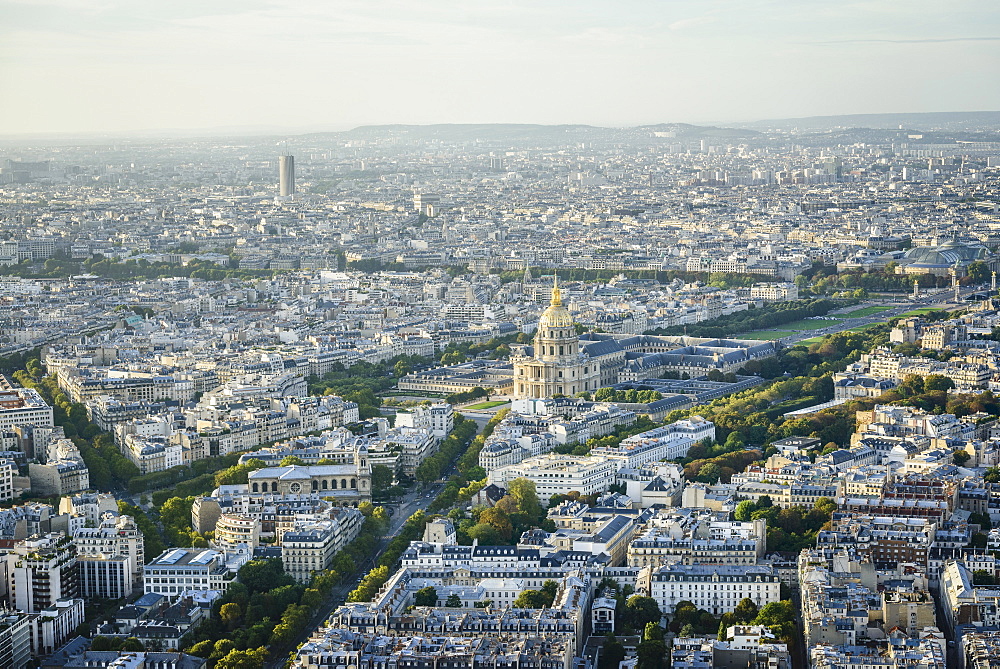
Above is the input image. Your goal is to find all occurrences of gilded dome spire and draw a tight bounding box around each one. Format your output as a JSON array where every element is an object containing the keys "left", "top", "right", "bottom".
[
  {"left": 551, "top": 277, "right": 562, "bottom": 307},
  {"left": 539, "top": 276, "right": 573, "bottom": 328}
]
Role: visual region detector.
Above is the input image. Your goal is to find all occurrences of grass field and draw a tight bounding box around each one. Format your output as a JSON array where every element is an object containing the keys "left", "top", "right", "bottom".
[
  {"left": 899, "top": 307, "right": 943, "bottom": 317},
  {"left": 464, "top": 400, "right": 510, "bottom": 410},
  {"left": 781, "top": 318, "right": 842, "bottom": 330},
  {"left": 739, "top": 331, "right": 795, "bottom": 340},
  {"left": 843, "top": 306, "right": 895, "bottom": 317},
  {"left": 739, "top": 318, "right": 842, "bottom": 339},
  {"left": 779, "top": 322, "right": 884, "bottom": 347}
]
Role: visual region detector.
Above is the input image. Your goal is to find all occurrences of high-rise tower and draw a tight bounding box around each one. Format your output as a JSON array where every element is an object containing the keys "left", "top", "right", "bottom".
[{"left": 279, "top": 154, "right": 295, "bottom": 196}]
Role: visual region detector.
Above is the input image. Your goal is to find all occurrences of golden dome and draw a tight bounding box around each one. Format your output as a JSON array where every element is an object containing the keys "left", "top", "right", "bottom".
[{"left": 539, "top": 282, "right": 574, "bottom": 328}]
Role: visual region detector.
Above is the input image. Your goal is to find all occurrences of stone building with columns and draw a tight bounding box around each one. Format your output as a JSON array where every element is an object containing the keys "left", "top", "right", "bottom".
[
  {"left": 247, "top": 446, "right": 371, "bottom": 507},
  {"left": 512, "top": 283, "right": 778, "bottom": 400},
  {"left": 512, "top": 283, "right": 602, "bottom": 399}
]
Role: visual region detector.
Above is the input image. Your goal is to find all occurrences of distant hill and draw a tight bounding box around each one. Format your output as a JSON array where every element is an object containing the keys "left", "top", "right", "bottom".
[
  {"left": 634, "top": 123, "right": 761, "bottom": 139},
  {"left": 736, "top": 111, "right": 1000, "bottom": 132},
  {"left": 9, "top": 112, "right": 997, "bottom": 144},
  {"left": 339, "top": 123, "right": 603, "bottom": 142},
  {"left": 309, "top": 122, "right": 761, "bottom": 144}
]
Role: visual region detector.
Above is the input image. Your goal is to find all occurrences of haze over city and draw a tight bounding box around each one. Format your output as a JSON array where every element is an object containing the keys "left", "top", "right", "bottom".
[
  {"left": 3, "top": 0, "right": 1000, "bottom": 135},
  {"left": 6, "top": 2, "right": 1000, "bottom": 669}
]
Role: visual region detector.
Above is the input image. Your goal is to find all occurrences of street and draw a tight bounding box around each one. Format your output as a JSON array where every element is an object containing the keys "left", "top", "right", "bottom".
[{"left": 263, "top": 420, "right": 480, "bottom": 668}]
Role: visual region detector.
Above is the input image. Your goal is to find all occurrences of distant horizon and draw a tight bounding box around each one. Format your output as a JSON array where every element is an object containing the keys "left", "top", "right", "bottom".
[
  {"left": 3, "top": 1, "right": 998, "bottom": 137},
  {"left": 1, "top": 109, "right": 999, "bottom": 142}
]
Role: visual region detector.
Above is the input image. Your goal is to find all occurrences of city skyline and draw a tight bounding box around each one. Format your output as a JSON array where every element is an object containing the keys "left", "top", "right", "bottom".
[{"left": 2, "top": 0, "right": 999, "bottom": 135}]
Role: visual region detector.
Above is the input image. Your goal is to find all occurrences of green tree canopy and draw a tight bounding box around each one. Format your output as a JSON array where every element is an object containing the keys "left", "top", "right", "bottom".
[
  {"left": 624, "top": 595, "right": 662, "bottom": 630},
  {"left": 598, "top": 633, "right": 625, "bottom": 669},
  {"left": 415, "top": 586, "right": 438, "bottom": 607},
  {"left": 508, "top": 477, "right": 543, "bottom": 521}
]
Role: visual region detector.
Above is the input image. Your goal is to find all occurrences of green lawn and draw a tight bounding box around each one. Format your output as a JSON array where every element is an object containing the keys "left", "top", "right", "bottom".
[
  {"left": 464, "top": 400, "right": 510, "bottom": 410},
  {"left": 843, "top": 306, "right": 895, "bottom": 317},
  {"left": 739, "top": 318, "right": 841, "bottom": 339},
  {"left": 789, "top": 322, "right": 882, "bottom": 348},
  {"left": 739, "top": 331, "right": 795, "bottom": 340},
  {"left": 899, "top": 307, "right": 942, "bottom": 316},
  {"left": 781, "top": 318, "right": 843, "bottom": 330}
]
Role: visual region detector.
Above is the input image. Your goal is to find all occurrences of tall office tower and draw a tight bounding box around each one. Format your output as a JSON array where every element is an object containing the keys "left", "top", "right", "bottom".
[{"left": 279, "top": 154, "right": 295, "bottom": 196}]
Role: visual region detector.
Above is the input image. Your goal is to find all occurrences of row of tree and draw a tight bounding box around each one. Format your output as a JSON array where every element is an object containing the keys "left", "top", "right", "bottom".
[
  {"left": 351, "top": 413, "right": 497, "bottom": 601},
  {"left": 182, "top": 557, "right": 336, "bottom": 667},
  {"left": 13, "top": 369, "right": 140, "bottom": 491},
  {"left": 494, "top": 267, "right": 779, "bottom": 289},
  {"left": 415, "top": 415, "right": 479, "bottom": 485},
  {"left": 183, "top": 503, "right": 395, "bottom": 668},
  {"left": 593, "top": 387, "right": 663, "bottom": 403},
  {"left": 802, "top": 260, "right": 992, "bottom": 295},
  {"left": 4, "top": 254, "right": 281, "bottom": 281}
]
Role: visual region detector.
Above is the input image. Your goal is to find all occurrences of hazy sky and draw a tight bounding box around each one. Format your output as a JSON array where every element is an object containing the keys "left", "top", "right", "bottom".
[{"left": 2, "top": 0, "right": 999, "bottom": 135}]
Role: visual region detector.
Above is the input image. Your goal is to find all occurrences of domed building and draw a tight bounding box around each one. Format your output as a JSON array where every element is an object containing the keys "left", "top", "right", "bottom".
[
  {"left": 512, "top": 282, "right": 602, "bottom": 399},
  {"left": 897, "top": 238, "right": 995, "bottom": 277}
]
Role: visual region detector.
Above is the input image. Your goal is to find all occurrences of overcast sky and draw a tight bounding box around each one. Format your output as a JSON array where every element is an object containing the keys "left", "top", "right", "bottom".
[{"left": 2, "top": 0, "right": 999, "bottom": 135}]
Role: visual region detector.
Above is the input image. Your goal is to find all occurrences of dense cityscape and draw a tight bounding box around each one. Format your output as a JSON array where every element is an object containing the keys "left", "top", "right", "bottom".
[{"left": 1, "top": 114, "right": 1000, "bottom": 669}]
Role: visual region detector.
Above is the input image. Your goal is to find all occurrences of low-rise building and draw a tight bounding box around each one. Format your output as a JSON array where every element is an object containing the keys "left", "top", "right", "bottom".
[
  {"left": 143, "top": 548, "right": 243, "bottom": 598},
  {"left": 487, "top": 453, "right": 619, "bottom": 498}
]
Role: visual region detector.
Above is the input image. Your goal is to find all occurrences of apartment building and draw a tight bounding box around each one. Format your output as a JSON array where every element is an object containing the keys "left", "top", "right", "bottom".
[
  {"left": 593, "top": 416, "right": 715, "bottom": 467},
  {"left": 0, "top": 385, "right": 53, "bottom": 431},
  {"left": 6, "top": 533, "right": 79, "bottom": 613},
  {"left": 647, "top": 564, "right": 781, "bottom": 616},
  {"left": 73, "top": 512, "right": 145, "bottom": 581},
  {"left": 281, "top": 508, "right": 364, "bottom": 583},
  {"left": 27, "top": 438, "right": 89, "bottom": 496},
  {"left": 487, "top": 453, "right": 619, "bottom": 498}
]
